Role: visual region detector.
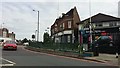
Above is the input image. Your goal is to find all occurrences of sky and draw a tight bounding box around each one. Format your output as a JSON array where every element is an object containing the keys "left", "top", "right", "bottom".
[{"left": 0, "top": 0, "right": 120, "bottom": 41}]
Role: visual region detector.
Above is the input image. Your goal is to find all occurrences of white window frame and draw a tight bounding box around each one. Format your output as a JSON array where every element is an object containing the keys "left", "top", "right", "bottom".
[
  {"left": 68, "top": 21, "right": 72, "bottom": 28},
  {"left": 63, "top": 23, "right": 65, "bottom": 29}
]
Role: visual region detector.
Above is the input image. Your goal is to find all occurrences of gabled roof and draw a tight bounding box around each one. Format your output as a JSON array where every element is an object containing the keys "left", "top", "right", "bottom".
[
  {"left": 51, "top": 7, "right": 77, "bottom": 28},
  {"left": 81, "top": 13, "right": 120, "bottom": 23},
  {"left": 65, "top": 8, "right": 74, "bottom": 17}
]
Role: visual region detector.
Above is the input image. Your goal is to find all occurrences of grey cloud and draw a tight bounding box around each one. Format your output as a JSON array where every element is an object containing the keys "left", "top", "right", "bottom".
[{"left": 1, "top": 1, "right": 119, "bottom": 41}]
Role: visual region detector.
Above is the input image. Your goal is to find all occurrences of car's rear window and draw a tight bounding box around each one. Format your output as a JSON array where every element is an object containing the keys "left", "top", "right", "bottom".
[{"left": 101, "top": 36, "right": 109, "bottom": 39}]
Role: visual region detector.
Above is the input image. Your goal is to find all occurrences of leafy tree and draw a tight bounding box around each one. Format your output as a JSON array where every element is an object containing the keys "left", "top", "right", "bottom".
[
  {"left": 43, "top": 32, "right": 50, "bottom": 43},
  {"left": 22, "top": 38, "right": 28, "bottom": 43}
]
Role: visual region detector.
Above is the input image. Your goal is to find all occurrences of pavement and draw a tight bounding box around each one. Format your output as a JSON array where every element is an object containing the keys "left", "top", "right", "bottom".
[{"left": 84, "top": 53, "right": 118, "bottom": 66}]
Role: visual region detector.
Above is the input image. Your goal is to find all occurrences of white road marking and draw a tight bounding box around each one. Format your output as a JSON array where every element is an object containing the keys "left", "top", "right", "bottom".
[
  {"left": 0, "top": 64, "right": 14, "bottom": 66},
  {"left": 0, "top": 58, "right": 16, "bottom": 66}
]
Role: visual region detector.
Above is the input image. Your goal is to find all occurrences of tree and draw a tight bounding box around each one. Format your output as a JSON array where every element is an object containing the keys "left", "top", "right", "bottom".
[
  {"left": 43, "top": 32, "right": 50, "bottom": 43},
  {"left": 22, "top": 38, "right": 28, "bottom": 43}
]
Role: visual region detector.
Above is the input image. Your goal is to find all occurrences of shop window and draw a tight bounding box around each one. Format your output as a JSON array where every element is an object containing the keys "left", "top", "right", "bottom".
[
  {"left": 109, "top": 22, "right": 117, "bottom": 27},
  {"left": 96, "top": 23, "right": 103, "bottom": 27}
]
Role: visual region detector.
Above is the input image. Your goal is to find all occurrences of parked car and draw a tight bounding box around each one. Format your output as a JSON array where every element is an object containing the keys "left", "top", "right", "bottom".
[
  {"left": 2, "top": 40, "right": 17, "bottom": 50},
  {"left": 93, "top": 36, "right": 113, "bottom": 46},
  {"left": 92, "top": 36, "right": 115, "bottom": 53}
]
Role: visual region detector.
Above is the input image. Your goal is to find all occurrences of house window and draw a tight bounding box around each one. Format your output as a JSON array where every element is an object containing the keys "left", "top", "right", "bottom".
[
  {"left": 109, "top": 22, "right": 117, "bottom": 26},
  {"left": 68, "top": 35, "right": 71, "bottom": 43},
  {"left": 84, "top": 25, "right": 89, "bottom": 28},
  {"left": 52, "top": 29, "right": 54, "bottom": 34},
  {"left": 3, "top": 31, "right": 7, "bottom": 38},
  {"left": 96, "top": 23, "right": 103, "bottom": 27},
  {"left": 117, "top": 22, "right": 120, "bottom": 26},
  {"left": 60, "top": 24, "right": 63, "bottom": 30},
  {"left": 55, "top": 28, "right": 57, "bottom": 32},
  {"left": 68, "top": 21, "right": 72, "bottom": 28},
  {"left": 63, "top": 23, "right": 65, "bottom": 29}
]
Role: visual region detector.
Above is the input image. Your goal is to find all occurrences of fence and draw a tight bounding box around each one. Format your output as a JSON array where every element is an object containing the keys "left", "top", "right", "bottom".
[{"left": 29, "top": 42, "right": 79, "bottom": 52}]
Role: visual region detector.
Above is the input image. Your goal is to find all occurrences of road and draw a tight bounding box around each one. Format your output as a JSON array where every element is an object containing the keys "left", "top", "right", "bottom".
[{"left": 1, "top": 46, "right": 118, "bottom": 68}]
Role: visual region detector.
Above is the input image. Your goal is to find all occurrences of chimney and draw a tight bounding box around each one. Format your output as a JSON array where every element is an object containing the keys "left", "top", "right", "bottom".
[{"left": 62, "top": 13, "right": 65, "bottom": 16}]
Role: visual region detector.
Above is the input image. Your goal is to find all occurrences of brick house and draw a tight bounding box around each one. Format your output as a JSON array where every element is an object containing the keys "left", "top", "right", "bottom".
[
  {"left": 0, "top": 29, "right": 2, "bottom": 37},
  {"left": 0, "top": 28, "right": 15, "bottom": 40},
  {"left": 51, "top": 7, "right": 80, "bottom": 43},
  {"left": 8, "top": 32, "right": 15, "bottom": 40},
  {"left": 0, "top": 28, "right": 9, "bottom": 38}
]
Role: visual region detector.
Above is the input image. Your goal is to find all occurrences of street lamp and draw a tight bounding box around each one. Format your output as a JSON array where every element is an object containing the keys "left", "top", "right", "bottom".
[
  {"left": 89, "top": 0, "right": 93, "bottom": 50},
  {"left": 33, "top": 9, "right": 40, "bottom": 42}
]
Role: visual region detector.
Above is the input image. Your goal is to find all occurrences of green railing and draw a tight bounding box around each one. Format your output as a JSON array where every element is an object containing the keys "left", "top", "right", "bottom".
[
  {"left": 28, "top": 41, "right": 94, "bottom": 57},
  {"left": 29, "top": 41, "right": 79, "bottom": 52}
]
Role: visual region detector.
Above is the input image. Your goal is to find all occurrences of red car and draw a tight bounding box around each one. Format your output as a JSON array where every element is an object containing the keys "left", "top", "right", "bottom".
[{"left": 2, "top": 40, "right": 17, "bottom": 50}]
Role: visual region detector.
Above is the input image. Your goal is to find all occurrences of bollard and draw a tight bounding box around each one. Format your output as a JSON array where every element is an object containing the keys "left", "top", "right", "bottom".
[
  {"left": 93, "top": 46, "right": 99, "bottom": 56},
  {"left": 118, "top": 55, "right": 120, "bottom": 68},
  {"left": 78, "top": 45, "right": 84, "bottom": 57},
  {"left": 116, "top": 53, "right": 118, "bottom": 58}
]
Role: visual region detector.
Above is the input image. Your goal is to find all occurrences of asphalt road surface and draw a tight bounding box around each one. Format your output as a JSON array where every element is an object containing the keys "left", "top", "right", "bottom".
[{"left": 1, "top": 46, "right": 118, "bottom": 68}]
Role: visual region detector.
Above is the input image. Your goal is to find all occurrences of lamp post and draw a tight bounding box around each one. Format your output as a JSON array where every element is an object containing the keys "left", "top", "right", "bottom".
[
  {"left": 33, "top": 10, "right": 40, "bottom": 42},
  {"left": 89, "top": 0, "right": 93, "bottom": 50}
]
